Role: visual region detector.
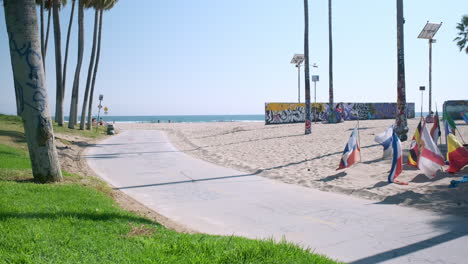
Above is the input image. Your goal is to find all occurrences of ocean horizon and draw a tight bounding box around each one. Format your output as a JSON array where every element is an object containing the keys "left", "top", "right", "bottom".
[
  {"left": 60, "top": 112, "right": 431, "bottom": 124},
  {"left": 63, "top": 115, "right": 265, "bottom": 124}
]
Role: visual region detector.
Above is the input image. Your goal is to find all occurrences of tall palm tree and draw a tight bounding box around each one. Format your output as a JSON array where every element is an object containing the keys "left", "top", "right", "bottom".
[
  {"left": 395, "top": 0, "right": 408, "bottom": 141},
  {"left": 328, "top": 0, "right": 336, "bottom": 123},
  {"left": 4, "top": 0, "right": 63, "bottom": 183},
  {"left": 62, "top": 0, "right": 76, "bottom": 103},
  {"left": 303, "top": 0, "right": 311, "bottom": 135},
  {"left": 454, "top": 15, "right": 468, "bottom": 54},
  {"left": 68, "top": 0, "right": 84, "bottom": 129},
  {"left": 35, "top": 0, "right": 52, "bottom": 71},
  {"left": 86, "top": 0, "right": 118, "bottom": 130},
  {"left": 80, "top": 5, "right": 99, "bottom": 130},
  {"left": 53, "top": 0, "right": 65, "bottom": 126}
]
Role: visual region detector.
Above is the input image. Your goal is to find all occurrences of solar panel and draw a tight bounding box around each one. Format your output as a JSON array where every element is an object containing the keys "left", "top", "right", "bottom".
[
  {"left": 418, "top": 22, "right": 442, "bottom": 39},
  {"left": 290, "top": 54, "right": 305, "bottom": 64}
]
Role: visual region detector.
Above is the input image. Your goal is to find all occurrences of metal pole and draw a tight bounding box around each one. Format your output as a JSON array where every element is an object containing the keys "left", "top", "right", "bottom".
[
  {"left": 420, "top": 90, "right": 423, "bottom": 121},
  {"left": 95, "top": 98, "right": 102, "bottom": 132},
  {"left": 298, "top": 64, "right": 301, "bottom": 103},
  {"left": 314, "top": 81, "right": 317, "bottom": 123},
  {"left": 428, "top": 39, "right": 432, "bottom": 115}
]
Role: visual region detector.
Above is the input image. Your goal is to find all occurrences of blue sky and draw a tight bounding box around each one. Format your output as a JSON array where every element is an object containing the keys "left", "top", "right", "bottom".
[{"left": 0, "top": 0, "right": 466, "bottom": 116}]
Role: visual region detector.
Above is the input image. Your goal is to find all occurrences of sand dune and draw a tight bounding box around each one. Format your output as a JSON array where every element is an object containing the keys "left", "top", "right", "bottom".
[{"left": 118, "top": 119, "right": 468, "bottom": 216}]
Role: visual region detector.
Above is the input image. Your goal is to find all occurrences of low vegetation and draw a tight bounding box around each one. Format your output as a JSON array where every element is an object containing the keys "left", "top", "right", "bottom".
[{"left": 0, "top": 114, "right": 340, "bottom": 264}]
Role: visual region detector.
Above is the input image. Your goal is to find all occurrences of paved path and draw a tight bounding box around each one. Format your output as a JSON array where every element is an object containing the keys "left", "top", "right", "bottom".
[{"left": 85, "top": 130, "right": 468, "bottom": 264}]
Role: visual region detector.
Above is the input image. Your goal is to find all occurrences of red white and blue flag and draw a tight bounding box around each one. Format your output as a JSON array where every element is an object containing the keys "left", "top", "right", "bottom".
[
  {"left": 337, "top": 127, "right": 361, "bottom": 170},
  {"left": 419, "top": 125, "right": 445, "bottom": 178},
  {"left": 388, "top": 129, "right": 404, "bottom": 184}
]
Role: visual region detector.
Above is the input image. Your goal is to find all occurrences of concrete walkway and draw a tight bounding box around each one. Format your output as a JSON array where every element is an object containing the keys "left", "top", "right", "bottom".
[{"left": 85, "top": 130, "right": 467, "bottom": 264}]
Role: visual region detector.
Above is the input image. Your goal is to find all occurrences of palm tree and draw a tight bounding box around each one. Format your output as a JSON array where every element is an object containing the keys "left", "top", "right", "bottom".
[
  {"left": 454, "top": 15, "right": 468, "bottom": 54},
  {"left": 4, "top": 0, "right": 63, "bottom": 183},
  {"left": 303, "top": 0, "right": 311, "bottom": 135},
  {"left": 53, "top": 0, "right": 65, "bottom": 126},
  {"left": 80, "top": 5, "right": 99, "bottom": 130},
  {"left": 395, "top": 0, "right": 408, "bottom": 141},
  {"left": 35, "top": 0, "right": 52, "bottom": 71},
  {"left": 68, "top": 0, "right": 84, "bottom": 129},
  {"left": 62, "top": 0, "right": 76, "bottom": 105},
  {"left": 328, "top": 0, "right": 336, "bottom": 123},
  {"left": 87, "top": 0, "right": 118, "bottom": 130}
]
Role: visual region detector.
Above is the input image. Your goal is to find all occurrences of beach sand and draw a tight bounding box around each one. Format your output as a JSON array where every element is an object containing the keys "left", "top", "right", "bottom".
[{"left": 117, "top": 119, "right": 468, "bottom": 216}]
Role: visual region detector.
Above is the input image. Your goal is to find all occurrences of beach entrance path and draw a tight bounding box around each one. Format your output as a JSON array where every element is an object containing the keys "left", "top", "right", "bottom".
[{"left": 85, "top": 130, "right": 467, "bottom": 264}]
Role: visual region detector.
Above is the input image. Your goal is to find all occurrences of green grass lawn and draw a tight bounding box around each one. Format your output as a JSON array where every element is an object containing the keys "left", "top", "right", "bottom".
[{"left": 0, "top": 114, "right": 341, "bottom": 264}]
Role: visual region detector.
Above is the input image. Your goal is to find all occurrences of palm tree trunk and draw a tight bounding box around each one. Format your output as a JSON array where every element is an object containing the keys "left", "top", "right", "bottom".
[
  {"left": 68, "top": 0, "right": 84, "bottom": 129},
  {"left": 4, "top": 0, "right": 63, "bottom": 183},
  {"left": 87, "top": 9, "right": 103, "bottom": 130},
  {"left": 395, "top": 0, "right": 408, "bottom": 141},
  {"left": 44, "top": 6, "right": 51, "bottom": 69},
  {"left": 304, "top": 0, "right": 311, "bottom": 135},
  {"left": 328, "top": 0, "right": 336, "bottom": 123},
  {"left": 80, "top": 9, "right": 99, "bottom": 130},
  {"left": 62, "top": 0, "right": 76, "bottom": 99},
  {"left": 40, "top": 0, "right": 45, "bottom": 70},
  {"left": 53, "top": 0, "right": 64, "bottom": 126}
]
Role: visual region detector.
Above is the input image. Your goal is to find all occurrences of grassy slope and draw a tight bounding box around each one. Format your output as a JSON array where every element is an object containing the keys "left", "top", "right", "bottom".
[{"left": 0, "top": 114, "right": 341, "bottom": 264}]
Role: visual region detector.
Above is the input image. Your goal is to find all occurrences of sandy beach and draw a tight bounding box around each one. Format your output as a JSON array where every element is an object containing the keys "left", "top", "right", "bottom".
[{"left": 117, "top": 119, "right": 468, "bottom": 216}]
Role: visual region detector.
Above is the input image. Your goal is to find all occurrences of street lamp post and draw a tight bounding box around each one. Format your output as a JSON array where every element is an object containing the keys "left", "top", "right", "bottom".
[
  {"left": 96, "top": 94, "right": 103, "bottom": 132},
  {"left": 419, "top": 86, "right": 425, "bottom": 120},
  {"left": 312, "top": 72, "right": 319, "bottom": 123},
  {"left": 418, "top": 21, "right": 442, "bottom": 123},
  {"left": 291, "top": 54, "right": 305, "bottom": 103}
]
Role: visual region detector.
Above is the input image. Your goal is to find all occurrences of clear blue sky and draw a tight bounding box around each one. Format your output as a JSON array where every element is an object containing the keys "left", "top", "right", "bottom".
[{"left": 1, "top": 0, "right": 466, "bottom": 116}]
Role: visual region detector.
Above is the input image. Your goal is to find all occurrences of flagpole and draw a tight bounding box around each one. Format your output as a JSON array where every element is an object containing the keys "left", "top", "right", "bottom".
[{"left": 356, "top": 109, "right": 362, "bottom": 161}]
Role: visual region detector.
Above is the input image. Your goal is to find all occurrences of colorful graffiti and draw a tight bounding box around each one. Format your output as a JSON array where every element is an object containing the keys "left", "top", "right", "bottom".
[
  {"left": 444, "top": 100, "right": 468, "bottom": 120},
  {"left": 265, "top": 102, "right": 416, "bottom": 125}
]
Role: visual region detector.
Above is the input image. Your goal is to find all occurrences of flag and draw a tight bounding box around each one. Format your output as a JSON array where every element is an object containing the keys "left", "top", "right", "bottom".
[
  {"left": 337, "top": 127, "right": 360, "bottom": 170},
  {"left": 430, "top": 111, "right": 441, "bottom": 144},
  {"left": 462, "top": 112, "right": 468, "bottom": 123},
  {"left": 418, "top": 125, "right": 445, "bottom": 178},
  {"left": 447, "top": 134, "right": 468, "bottom": 173},
  {"left": 388, "top": 130, "right": 403, "bottom": 183},
  {"left": 374, "top": 125, "right": 393, "bottom": 159},
  {"left": 443, "top": 111, "right": 456, "bottom": 136},
  {"left": 408, "top": 121, "right": 423, "bottom": 167}
]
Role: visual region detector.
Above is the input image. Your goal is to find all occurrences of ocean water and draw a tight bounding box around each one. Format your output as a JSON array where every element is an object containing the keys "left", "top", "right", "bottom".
[{"left": 64, "top": 115, "right": 265, "bottom": 123}]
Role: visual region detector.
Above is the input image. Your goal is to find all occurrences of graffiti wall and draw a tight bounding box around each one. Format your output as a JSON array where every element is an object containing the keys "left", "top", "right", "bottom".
[
  {"left": 444, "top": 100, "right": 468, "bottom": 120},
  {"left": 265, "top": 102, "right": 416, "bottom": 124}
]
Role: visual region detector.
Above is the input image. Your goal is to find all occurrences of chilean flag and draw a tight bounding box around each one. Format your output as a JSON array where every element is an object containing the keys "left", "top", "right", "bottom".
[
  {"left": 337, "top": 127, "right": 360, "bottom": 170},
  {"left": 388, "top": 130, "right": 403, "bottom": 183}
]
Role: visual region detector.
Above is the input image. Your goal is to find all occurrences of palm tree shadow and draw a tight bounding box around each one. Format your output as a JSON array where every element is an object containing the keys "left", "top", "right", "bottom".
[
  {"left": 0, "top": 130, "right": 26, "bottom": 143},
  {"left": 366, "top": 181, "right": 390, "bottom": 190},
  {"left": 0, "top": 211, "right": 157, "bottom": 225},
  {"left": 317, "top": 171, "right": 347, "bottom": 182}
]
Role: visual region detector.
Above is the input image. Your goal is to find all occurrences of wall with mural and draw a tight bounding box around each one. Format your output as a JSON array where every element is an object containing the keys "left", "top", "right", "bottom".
[
  {"left": 265, "top": 102, "right": 416, "bottom": 124},
  {"left": 444, "top": 100, "right": 468, "bottom": 120}
]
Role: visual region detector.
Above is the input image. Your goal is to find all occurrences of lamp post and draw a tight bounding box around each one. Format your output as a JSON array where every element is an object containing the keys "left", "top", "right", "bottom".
[
  {"left": 312, "top": 64, "right": 319, "bottom": 123},
  {"left": 291, "top": 54, "right": 305, "bottom": 103},
  {"left": 96, "top": 94, "right": 103, "bottom": 132},
  {"left": 419, "top": 86, "right": 425, "bottom": 120},
  {"left": 418, "top": 21, "right": 442, "bottom": 123}
]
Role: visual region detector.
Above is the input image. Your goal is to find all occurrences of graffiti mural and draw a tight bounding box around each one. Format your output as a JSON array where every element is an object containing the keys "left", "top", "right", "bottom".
[
  {"left": 265, "top": 102, "right": 416, "bottom": 125},
  {"left": 444, "top": 100, "right": 468, "bottom": 120}
]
